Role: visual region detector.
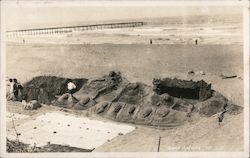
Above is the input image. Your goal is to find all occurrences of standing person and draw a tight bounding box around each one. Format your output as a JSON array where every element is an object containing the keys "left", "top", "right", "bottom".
[
  {"left": 8, "top": 79, "right": 14, "bottom": 100},
  {"left": 17, "top": 84, "right": 23, "bottom": 101},
  {"left": 13, "top": 78, "right": 19, "bottom": 101},
  {"left": 67, "top": 79, "right": 76, "bottom": 95}
]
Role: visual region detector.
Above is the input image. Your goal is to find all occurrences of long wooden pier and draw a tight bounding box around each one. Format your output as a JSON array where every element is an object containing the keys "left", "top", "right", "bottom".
[{"left": 6, "top": 22, "right": 145, "bottom": 37}]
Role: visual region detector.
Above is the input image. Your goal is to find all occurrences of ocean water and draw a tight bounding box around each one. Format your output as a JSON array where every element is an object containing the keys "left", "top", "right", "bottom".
[
  {"left": 79, "top": 23, "right": 242, "bottom": 44},
  {"left": 7, "top": 24, "right": 242, "bottom": 45},
  {"left": 6, "top": 14, "right": 243, "bottom": 44}
]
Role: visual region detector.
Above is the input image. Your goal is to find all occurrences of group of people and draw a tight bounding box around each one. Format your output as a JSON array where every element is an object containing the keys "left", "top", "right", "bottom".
[
  {"left": 8, "top": 78, "right": 23, "bottom": 101},
  {"left": 7, "top": 71, "right": 121, "bottom": 103}
]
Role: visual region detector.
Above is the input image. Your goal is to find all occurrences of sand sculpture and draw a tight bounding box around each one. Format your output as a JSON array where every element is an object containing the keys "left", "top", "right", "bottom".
[
  {"left": 20, "top": 76, "right": 88, "bottom": 104},
  {"left": 17, "top": 71, "right": 242, "bottom": 127}
]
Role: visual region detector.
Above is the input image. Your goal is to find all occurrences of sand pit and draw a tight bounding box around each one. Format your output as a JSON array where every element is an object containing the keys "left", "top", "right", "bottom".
[
  {"left": 7, "top": 112, "right": 135, "bottom": 150},
  {"left": 153, "top": 78, "right": 212, "bottom": 101}
]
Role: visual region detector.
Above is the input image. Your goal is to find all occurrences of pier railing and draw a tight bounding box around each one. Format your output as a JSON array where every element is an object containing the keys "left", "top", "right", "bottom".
[{"left": 6, "top": 22, "right": 145, "bottom": 37}]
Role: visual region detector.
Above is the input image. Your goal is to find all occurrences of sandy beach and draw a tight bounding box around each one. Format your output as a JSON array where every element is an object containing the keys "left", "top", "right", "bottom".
[{"left": 4, "top": 7, "right": 245, "bottom": 153}]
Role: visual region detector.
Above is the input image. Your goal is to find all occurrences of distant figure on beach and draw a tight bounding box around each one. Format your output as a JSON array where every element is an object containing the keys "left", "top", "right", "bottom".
[
  {"left": 195, "top": 39, "right": 198, "bottom": 45},
  {"left": 67, "top": 79, "right": 76, "bottom": 95},
  {"left": 23, "top": 39, "right": 25, "bottom": 44},
  {"left": 150, "top": 39, "right": 153, "bottom": 44}
]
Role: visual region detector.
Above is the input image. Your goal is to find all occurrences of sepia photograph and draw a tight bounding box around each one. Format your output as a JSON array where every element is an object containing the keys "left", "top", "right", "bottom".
[{"left": 0, "top": 1, "right": 249, "bottom": 157}]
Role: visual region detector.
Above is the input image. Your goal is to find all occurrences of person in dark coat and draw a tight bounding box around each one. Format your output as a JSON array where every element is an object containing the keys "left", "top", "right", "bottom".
[{"left": 13, "top": 79, "right": 19, "bottom": 101}]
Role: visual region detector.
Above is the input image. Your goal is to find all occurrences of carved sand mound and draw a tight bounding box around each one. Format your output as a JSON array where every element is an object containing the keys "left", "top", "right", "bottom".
[
  {"left": 89, "top": 100, "right": 189, "bottom": 127},
  {"left": 74, "top": 71, "right": 129, "bottom": 101},
  {"left": 195, "top": 91, "right": 242, "bottom": 116},
  {"left": 21, "top": 76, "right": 88, "bottom": 104},
  {"left": 73, "top": 96, "right": 96, "bottom": 110},
  {"left": 87, "top": 76, "right": 242, "bottom": 127},
  {"left": 13, "top": 72, "right": 242, "bottom": 127},
  {"left": 53, "top": 93, "right": 79, "bottom": 108},
  {"left": 111, "top": 82, "right": 151, "bottom": 105}
]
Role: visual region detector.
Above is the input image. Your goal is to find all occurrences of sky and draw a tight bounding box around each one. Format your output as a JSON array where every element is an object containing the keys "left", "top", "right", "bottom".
[{"left": 5, "top": 6, "right": 242, "bottom": 30}]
